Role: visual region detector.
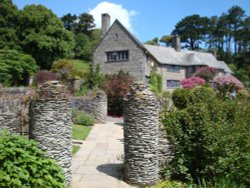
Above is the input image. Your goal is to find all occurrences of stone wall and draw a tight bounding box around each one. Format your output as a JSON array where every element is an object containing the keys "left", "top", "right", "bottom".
[
  {"left": 0, "top": 91, "right": 32, "bottom": 136},
  {"left": 123, "top": 83, "right": 159, "bottom": 186},
  {"left": 73, "top": 90, "right": 107, "bottom": 123},
  {"left": 29, "top": 81, "right": 72, "bottom": 185}
]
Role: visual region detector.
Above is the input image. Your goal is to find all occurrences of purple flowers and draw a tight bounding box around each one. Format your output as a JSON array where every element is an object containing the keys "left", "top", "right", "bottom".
[
  {"left": 181, "top": 77, "right": 206, "bottom": 88},
  {"left": 214, "top": 75, "right": 244, "bottom": 92}
]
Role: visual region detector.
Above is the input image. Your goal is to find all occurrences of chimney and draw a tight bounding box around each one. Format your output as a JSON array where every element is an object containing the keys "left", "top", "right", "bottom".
[
  {"left": 101, "top": 13, "right": 110, "bottom": 37},
  {"left": 171, "top": 34, "right": 181, "bottom": 51}
]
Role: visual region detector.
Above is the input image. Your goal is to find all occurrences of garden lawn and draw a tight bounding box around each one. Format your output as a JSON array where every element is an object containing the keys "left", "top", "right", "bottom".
[
  {"left": 72, "top": 145, "right": 80, "bottom": 155},
  {"left": 72, "top": 124, "right": 91, "bottom": 140},
  {"left": 68, "top": 59, "right": 90, "bottom": 75}
]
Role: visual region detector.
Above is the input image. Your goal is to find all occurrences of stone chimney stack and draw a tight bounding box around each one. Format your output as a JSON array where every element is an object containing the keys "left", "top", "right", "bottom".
[
  {"left": 102, "top": 13, "right": 110, "bottom": 37},
  {"left": 172, "top": 34, "right": 181, "bottom": 51}
]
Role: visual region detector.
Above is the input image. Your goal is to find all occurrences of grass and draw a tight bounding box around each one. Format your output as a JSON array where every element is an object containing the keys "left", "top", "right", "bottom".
[
  {"left": 72, "top": 145, "right": 80, "bottom": 155},
  {"left": 72, "top": 124, "right": 91, "bottom": 140},
  {"left": 68, "top": 59, "right": 90, "bottom": 75}
]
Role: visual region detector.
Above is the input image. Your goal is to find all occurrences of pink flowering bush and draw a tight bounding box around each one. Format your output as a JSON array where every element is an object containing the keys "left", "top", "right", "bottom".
[
  {"left": 181, "top": 77, "right": 206, "bottom": 88},
  {"left": 214, "top": 75, "right": 244, "bottom": 93},
  {"left": 193, "top": 67, "right": 217, "bottom": 82}
]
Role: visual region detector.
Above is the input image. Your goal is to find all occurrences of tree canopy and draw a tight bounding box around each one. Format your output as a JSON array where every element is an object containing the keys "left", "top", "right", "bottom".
[{"left": 0, "top": 50, "right": 38, "bottom": 86}]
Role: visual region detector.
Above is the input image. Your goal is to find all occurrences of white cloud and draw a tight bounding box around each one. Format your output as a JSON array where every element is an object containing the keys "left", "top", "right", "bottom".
[{"left": 89, "top": 2, "right": 138, "bottom": 32}]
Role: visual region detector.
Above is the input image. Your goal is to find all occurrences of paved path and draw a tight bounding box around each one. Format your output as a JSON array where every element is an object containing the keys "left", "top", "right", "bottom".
[{"left": 72, "top": 117, "right": 135, "bottom": 188}]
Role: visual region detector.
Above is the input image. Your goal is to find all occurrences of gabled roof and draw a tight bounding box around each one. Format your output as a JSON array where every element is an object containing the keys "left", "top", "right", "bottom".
[
  {"left": 95, "top": 19, "right": 232, "bottom": 74},
  {"left": 144, "top": 44, "right": 232, "bottom": 73},
  {"left": 94, "top": 19, "right": 145, "bottom": 52}
]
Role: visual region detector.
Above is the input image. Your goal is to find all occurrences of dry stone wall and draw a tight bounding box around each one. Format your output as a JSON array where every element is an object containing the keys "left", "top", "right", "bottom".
[
  {"left": 29, "top": 81, "right": 72, "bottom": 185},
  {"left": 73, "top": 90, "right": 107, "bottom": 123},
  {"left": 123, "top": 83, "right": 159, "bottom": 186}
]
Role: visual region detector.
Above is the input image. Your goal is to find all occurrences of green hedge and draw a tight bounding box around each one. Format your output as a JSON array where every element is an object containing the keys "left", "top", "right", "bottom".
[{"left": 0, "top": 131, "right": 65, "bottom": 187}]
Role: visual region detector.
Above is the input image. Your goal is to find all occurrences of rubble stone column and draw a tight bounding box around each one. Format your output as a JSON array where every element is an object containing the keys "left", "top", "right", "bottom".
[
  {"left": 123, "top": 82, "right": 159, "bottom": 186},
  {"left": 29, "top": 81, "right": 72, "bottom": 185}
]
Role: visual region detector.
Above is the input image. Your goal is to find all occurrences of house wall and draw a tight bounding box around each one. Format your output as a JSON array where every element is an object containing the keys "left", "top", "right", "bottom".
[
  {"left": 93, "top": 23, "right": 147, "bottom": 83},
  {"left": 157, "top": 65, "right": 186, "bottom": 91}
]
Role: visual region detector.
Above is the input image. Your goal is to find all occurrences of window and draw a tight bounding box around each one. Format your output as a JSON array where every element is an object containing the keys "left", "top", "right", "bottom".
[
  {"left": 106, "top": 51, "right": 129, "bottom": 62},
  {"left": 167, "top": 80, "right": 180, "bottom": 88},
  {"left": 167, "top": 65, "right": 180, "bottom": 72}
]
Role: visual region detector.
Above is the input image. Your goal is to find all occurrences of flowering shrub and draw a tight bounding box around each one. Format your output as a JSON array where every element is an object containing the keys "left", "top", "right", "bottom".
[
  {"left": 193, "top": 67, "right": 217, "bottom": 81},
  {"left": 181, "top": 77, "right": 206, "bottom": 88},
  {"left": 213, "top": 75, "right": 244, "bottom": 93}
]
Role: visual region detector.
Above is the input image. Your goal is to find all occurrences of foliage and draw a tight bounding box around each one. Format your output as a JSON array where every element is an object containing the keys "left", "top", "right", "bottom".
[
  {"left": 72, "top": 124, "right": 91, "bottom": 140},
  {"left": 74, "top": 33, "right": 92, "bottom": 60},
  {"left": 0, "top": 0, "right": 21, "bottom": 50},
  {"left": 173, "top": 14, "right": 209, "bottom": 50},
  {"left": 149, "top": 180, "right": 184, "bottom": 188},
  {"left": 163, "top": 96, "right": 250, "bottom": 186},
  {"left": 0, "top": 49, "right": 38, "bottom": 86},
  {"left": 229, "top": 64, "right": 250, "bottom": 88},
  {"left": 188, "top": 86, "right": 216, "bottom": 104},
  {"left": 18, "top": 4, "right": 75, "bottom": 69},
  {"left": 0, "top": 130, "right": 65, "bottom": 187},
  {"left": 160, "top": 35, "right": 172, "bottom": 47},
  {"left": 51, "top": 59, "right": 84, "bottom": 81},
  {"left": 181, "top": 77, "right": 206, "bottom": 88},
  {"left": 144, "top": 37, "right": 160, "bottom": 46},
  {"left": 84, "top": 64, "right": 105, "bottom": 90},
  {"left": 72, "top": 108, "right": 95, "bottom": 126},
  {"left": 149, "top": 70, "right": 163, "bottom": 95},
  {"left": 172, "top": 88, "right": 191, "bottom": 109},
  {"left": 192, "top": 67, "right": 217, "bottom": 82},
  {"left": 33, "top": 70, "right": 58, "bottom": 86},
  {"left": 100, "top": 71, "right": 133, "bottom": 116},
  {"left": 213, "top": 75, "right": 244, "bottom": 94}
]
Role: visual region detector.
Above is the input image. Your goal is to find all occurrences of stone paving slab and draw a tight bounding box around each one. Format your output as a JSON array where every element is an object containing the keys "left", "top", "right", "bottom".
[{"left": 72, "top": 118, "right": 135, "bottom": 188}]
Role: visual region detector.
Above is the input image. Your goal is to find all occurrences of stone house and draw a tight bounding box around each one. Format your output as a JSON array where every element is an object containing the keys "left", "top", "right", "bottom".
[{"left": 93, "top": 14, "right": 232, "bottom": 91}]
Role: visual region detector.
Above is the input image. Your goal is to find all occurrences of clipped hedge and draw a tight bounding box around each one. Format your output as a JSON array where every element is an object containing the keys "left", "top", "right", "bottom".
[{"left": 0, "top": 131, "right": 65, "bottom": 187}]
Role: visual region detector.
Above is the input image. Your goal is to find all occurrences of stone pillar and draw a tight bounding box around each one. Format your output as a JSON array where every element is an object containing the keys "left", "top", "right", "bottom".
[
  {"left": 123, "top": 82, "right": 159, "bottom": 186},
  {"left": 29, "top": 81, "right": 72, "bottom": 185}
]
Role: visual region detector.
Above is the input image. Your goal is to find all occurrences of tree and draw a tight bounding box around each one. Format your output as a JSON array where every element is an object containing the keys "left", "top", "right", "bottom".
[
  {"left": 61, "top": 13, "right": 77, "bottom": 32},
  {"left": 160, "top": 35, "right": 172, "bottom": 47},
  {"left": 18, "top": 5, "right": 75, "bottom": 69},
  {"left": 74, "top": 33, "right": 92, "bottom": 60},
  {"left": 100, "top": 71, "right": 133, "bottom": 116},
  {"left": 75, "top": 13, "right": 95, "bottom": 35},
  {"left": 174, "top": 14, "right": 209, "bottom": 50},
  {"left": 0, "top": 0, "right": 21, "bottom": 50},
  {"left": 0, "top": 50, "right": 38, "bottom": 86},
  {"left": 144, "top": 37, "right": 159, "bottom": 46}
]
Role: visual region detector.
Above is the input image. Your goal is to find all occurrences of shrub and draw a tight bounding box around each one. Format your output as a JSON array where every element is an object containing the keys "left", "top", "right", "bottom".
[
  {"left": 33, "top": 70, "right": 58, "bottom": 86},
  {"left": 188, "top": 86, "right": 216, "bottom": 104},
  {"left": 51, "top": 59, "right": 84, "bottom": 81},
  {"left": 0, "top": 130, "right": 65, "bottom": 187},
  {"left": 72, "top": 108, "right": 95, "bottom": 126},
  {"left": 181, "top": 77, "right": 206, "bottom": 88},
  {"left": 172, "top": 88, "right": 191, "bottom": 109},
  {"left": 100, "top": 71, "right": 133, "bottom": 116},
  {"left": 213, "top": 75, "right": 244, "bottom": 94},
  {"left": 0, "top": 50, "right": 38, "bottom": 86},
  {"left": 163, "top": 97, "right": 250, "bottom": 186},
  {"left": 149, "top": 180, "right": 184, "bottom": 188},
  {"left": 149, "top": 70, "right": 163, "bottom": 95},
  {"left": 192, "top": 67, "right": 217, "bottom": 82}
]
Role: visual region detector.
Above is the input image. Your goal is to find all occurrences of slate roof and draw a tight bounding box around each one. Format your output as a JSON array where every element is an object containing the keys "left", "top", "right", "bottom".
[{"left": 144, "top": 44, "right": 232, "bottom": 73}]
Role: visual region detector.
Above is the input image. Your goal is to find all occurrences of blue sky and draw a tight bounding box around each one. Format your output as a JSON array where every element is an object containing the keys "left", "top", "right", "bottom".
[{"left": 13, "top": 0, "right": 250, "bottom": 42}]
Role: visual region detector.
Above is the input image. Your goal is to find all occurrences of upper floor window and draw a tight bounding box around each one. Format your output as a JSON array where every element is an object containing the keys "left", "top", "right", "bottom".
[
  {"left": 106, "top": 51, "right": 129, "bottom": 62},
  {"left": 167, "top": 65, "right": 180, "bottom": 73},
  {"left": 167, "top": 80, "right": 180, "bottom": 88}
]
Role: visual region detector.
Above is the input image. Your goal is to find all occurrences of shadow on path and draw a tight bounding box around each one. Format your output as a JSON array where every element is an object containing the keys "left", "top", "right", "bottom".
[{"left": 97, "top": 163, "right": 124, "bottom": 180}]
